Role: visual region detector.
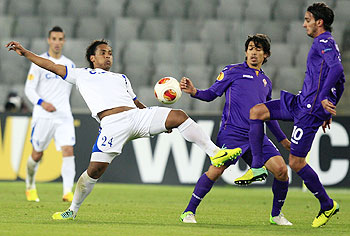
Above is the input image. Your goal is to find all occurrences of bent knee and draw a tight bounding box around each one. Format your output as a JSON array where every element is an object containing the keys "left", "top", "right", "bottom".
[
  {"left": 166, "top": 109, "right": 189, "bottom": 129},
  {"left": 272, "top": 165, "right": 289, "bottom": 181},
  {"left": 249, "top": 104, "right": 269, "bottom": 120}
]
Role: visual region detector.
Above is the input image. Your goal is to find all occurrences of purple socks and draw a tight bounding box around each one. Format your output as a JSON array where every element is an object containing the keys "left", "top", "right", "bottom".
[
  {"left": 184, "top": 173, "right": 214, "bottom": 214},
  {"left": 297, "top": 164, "right": 333, "bottom": 211},
  {"left": 271, "top": 178, "right": 289, "bottom": 217},
  {"left": 249, "top": 119, "right": 265, "bottom": 168}
]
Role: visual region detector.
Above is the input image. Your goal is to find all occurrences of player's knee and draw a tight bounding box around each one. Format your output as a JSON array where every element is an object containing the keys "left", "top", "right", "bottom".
[
  {"left": 206, "top": 165, "right": 225, "bottom": 181},
  {"left": 289, "top": 156, "right": 306, "bottom": 172},
  {"left": 166, "top": 109, "right": 189, "bottom": 129},
  {"left": 31, "top": 151, "right": 43, "bottom": 161},
  {"left": 273, "top": 165, "right": 289, "bottom": 181},
  {"left": 249, "top": 104, "right": 267, "bottom": 120},
  {"left": 87, "top": 162, "right": 108, "bottom": 179},
  {"left": 61, "top": 146, "right": 74, "bottom": 157}
]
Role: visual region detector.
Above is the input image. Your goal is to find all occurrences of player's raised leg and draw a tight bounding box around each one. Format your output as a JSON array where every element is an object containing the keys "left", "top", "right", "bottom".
[
  {"left": 165, "top": 109, "right": 242, "bottom": 167},
  {"left": 235, "top": 104, "right": 270, "bottom": 185}
]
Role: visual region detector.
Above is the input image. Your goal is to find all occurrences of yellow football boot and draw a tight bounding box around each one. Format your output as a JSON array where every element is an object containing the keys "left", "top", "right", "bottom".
[
  {"left": 312, "top": 200, "right": 339, "bottom": 227},
  {"left": 26, "top": 189, "right": 40, "bottom": 202},
  {"left": 62, "top": 192, "right": 74, "bottom": 202},
  {"left": 210, "top": 148, "right": 242, "bottom": 167}
]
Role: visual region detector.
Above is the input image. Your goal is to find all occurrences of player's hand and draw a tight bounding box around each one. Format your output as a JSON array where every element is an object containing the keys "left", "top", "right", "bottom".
[
  {"left": 180, "top": 77, "right": 197, "bottom": 96},
  {"left": 322, "top": 118, "right": 332, "bottom": 133},
  {"left": 321, "top": 99, "right": 336, "bottom": 116},
  {"left": 280, "top": 138, "right": 291, "bottom": 151},
  {"left": 41, "top": 102, "right": 56, "bottom": 112},
  {"left": 5, "top": 41, "right": 27, "bottom": 56}
]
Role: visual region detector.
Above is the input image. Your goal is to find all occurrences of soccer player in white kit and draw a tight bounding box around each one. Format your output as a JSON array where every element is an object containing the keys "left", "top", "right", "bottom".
[
  {"left": 24, "top": 26, "right": 76, "bottom": 203},
  {"left": 6, "top": 39, "right": 242, "bottom": 220}
]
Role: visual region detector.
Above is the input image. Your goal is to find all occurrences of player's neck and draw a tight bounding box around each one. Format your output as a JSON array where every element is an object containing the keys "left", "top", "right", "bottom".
[
  {"left": 247, "top": 62, "right": 261, "bottom": 71},
  {"left": 313, "top": 28, "right": 327, "bottom": 38},
  {"left": 48, "top": 49, "right": 62, "bottom": 59}
]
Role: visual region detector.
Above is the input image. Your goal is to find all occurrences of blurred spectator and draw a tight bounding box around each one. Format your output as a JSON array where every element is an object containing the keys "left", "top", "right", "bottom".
[{"left": 4, "top": 91, "right": 29, "bottom": 113}]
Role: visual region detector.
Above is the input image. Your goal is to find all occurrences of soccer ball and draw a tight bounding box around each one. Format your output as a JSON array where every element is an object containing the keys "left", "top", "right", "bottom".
[{"left": 154, "top": 77, "right": 182, "bottom": 104}]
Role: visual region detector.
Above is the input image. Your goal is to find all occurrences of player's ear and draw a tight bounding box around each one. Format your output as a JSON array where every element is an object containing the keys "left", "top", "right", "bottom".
[
  {"left": 316, "top": 18, "right": 324, "bottom": 27},
  {"left": 90, "top": 55, "right": 95, "bottom": 63}
]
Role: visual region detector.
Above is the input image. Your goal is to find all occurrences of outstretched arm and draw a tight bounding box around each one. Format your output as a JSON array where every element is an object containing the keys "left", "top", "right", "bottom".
[
  {"left": 180, "top": 77, "right": 218, "bottom": 101},
  {"left": 5, "top": 41, "right": 67, "bottom": 78}
]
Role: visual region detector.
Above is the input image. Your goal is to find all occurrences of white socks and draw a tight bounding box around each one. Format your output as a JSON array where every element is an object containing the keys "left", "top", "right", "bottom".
[
  {"left": 26, "top": 156, "right": 39, "bottom": 190},
  {"left": 69, "top": 170, "right": 98, "bottom": 213},
  {"left": 61, "top": 156, "right": 76, "bottom": 195},
  {"left": 178, "top": 118, "right": 219, "bottom": 157}
]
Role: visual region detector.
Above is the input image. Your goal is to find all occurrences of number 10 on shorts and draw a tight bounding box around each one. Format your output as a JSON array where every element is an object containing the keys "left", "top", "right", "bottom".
[{"left": 291, "top": 126, "right": 303, "bottom": 144}]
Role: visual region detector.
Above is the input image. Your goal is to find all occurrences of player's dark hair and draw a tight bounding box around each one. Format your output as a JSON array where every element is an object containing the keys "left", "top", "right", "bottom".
[
  {"left": 48, "top": 26, "right": 64, "bottom": 38},
  {"left": 86, "top": 39, "right": 110, "bottom": 68},
  {"left": 245, "top": 34, "right": 271, "bottom": 65},
  {"left": 307, "top": 2, "right": 334, "bottom": 32}
]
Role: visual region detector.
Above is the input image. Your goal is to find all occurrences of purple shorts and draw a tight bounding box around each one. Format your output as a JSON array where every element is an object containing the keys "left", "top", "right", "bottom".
[
  {"left": 265, "top": 90, "right": 323, "bottom": 157},
  {"left": 216, "top": 128, "right": 281, "bottom": 167}
]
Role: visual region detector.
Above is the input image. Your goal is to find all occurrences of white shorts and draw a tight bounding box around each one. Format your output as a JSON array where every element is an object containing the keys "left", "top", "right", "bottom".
[
  {"left": 31, "top": 116, "right": 76, "bottom": 152},
  {"left": 91, "top": 106, "right": 171, "bottom": 163}
]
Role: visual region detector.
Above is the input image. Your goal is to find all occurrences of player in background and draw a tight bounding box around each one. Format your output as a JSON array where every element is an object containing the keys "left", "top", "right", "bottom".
[
  {"left": 180, "top": 34, "right": 292, "bottom": 225},
  {"left": 235, "top": 3, "right": 344, "bottom": 227},
  {"left": 6, "top": 39, "right": 242, "bottom": 220},
  {"left": 24, "top": 26, "right": 76, "bottom": 202}
]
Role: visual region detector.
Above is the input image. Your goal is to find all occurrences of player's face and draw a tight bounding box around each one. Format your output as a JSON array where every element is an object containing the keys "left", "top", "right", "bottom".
[
  {"left": 47, "top": 32, "right": 65, "bottom": 54},
  {"left": 245, "top": 41, "right": 267, "bottom": 68},
  {"left": 91, "top": 44, "right": 113, "bottom": 71},
  {"left": 303, "top": 11, "right": 319, "bottom": 38}
]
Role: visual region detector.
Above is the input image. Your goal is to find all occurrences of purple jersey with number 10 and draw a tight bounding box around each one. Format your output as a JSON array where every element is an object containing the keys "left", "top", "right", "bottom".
[{"left": 296, "top": 31, "right": 345, "bottom": 121}]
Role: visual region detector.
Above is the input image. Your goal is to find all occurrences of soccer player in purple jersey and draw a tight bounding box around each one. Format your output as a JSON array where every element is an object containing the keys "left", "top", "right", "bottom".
[
  {"left": 179, "top": 34, "right": 293, "bottom": 225},
  {"left": 236, "top": 3, "right": 344, "bottom": 227}
]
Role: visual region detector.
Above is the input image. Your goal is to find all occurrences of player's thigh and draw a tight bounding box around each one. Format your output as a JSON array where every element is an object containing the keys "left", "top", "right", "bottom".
[
  {"left": 147, "top": 106, "right": 172, "bottom": 135},
  {"left": 54, "top": 117, "right": 76, "bottom": 151},
  {"left": 31, "top": 118, "right": 55, "bottom": 152},
  {"left": 93, "top": 113, "right": 133, "bottom": 156},
  {"left": 290, "top": 116, "right": 322, "bottom": 158}
]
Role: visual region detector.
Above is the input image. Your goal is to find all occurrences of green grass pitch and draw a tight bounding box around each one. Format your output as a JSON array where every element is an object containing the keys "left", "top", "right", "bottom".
[{"left": 0, "top": 181, "right": 349, "bottom": 236}]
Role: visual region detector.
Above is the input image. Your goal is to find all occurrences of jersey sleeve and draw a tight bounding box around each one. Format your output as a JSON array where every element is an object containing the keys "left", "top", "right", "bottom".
[
  {"left": 122, "top": 74, "right": 137, "bottom": 100},
  {"left": 209, "top": 67, "right": 234, "bottom": 96},
  {"left": 63, "top": 66, "right": 78, "bottom": 84},
  {"left": 317, "top": 38, "right": 342, "bottom": 68},
  {"left": 24, "top": 63, "right": 42, "bottom": 105}
]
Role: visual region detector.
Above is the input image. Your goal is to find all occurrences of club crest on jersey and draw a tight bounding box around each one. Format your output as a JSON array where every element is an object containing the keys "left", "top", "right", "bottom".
[
  {"left": 262, "top": 78, "right": 267, "bottom": 87},
  {"left": 216, "top": 72, "right": 224, "bottom": 81}
]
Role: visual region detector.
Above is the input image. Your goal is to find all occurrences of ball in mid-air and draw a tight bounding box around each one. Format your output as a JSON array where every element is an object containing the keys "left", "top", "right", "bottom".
[{"left": 154, "top": 77, "right": 182, "bottom": 104}]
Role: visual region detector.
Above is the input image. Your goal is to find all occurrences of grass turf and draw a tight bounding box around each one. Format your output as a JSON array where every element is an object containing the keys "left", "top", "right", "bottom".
[{"left": 0, "top": 181, "right": 348, "bottom": 236}]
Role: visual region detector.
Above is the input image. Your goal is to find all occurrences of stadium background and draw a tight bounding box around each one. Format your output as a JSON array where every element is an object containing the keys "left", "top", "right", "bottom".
[{"left": 0, "top": 0, "right": 349, "bottom": 187}]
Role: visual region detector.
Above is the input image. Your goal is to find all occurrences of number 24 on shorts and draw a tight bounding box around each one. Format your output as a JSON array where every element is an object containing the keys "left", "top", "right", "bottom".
[{"left": 101, "top": 136, "right": 113, "bottom": 147}]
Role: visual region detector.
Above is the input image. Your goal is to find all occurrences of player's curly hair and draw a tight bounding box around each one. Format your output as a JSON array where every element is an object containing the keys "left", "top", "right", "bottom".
[
  {"left": 245, "top": 34, "right": 271, "bottom": 65},
  {"left": 307, "top": 2, "right": 334, "bottom": 32},
  {"left": 86, "top": 39, "right": 110, "bottom": 68}
]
